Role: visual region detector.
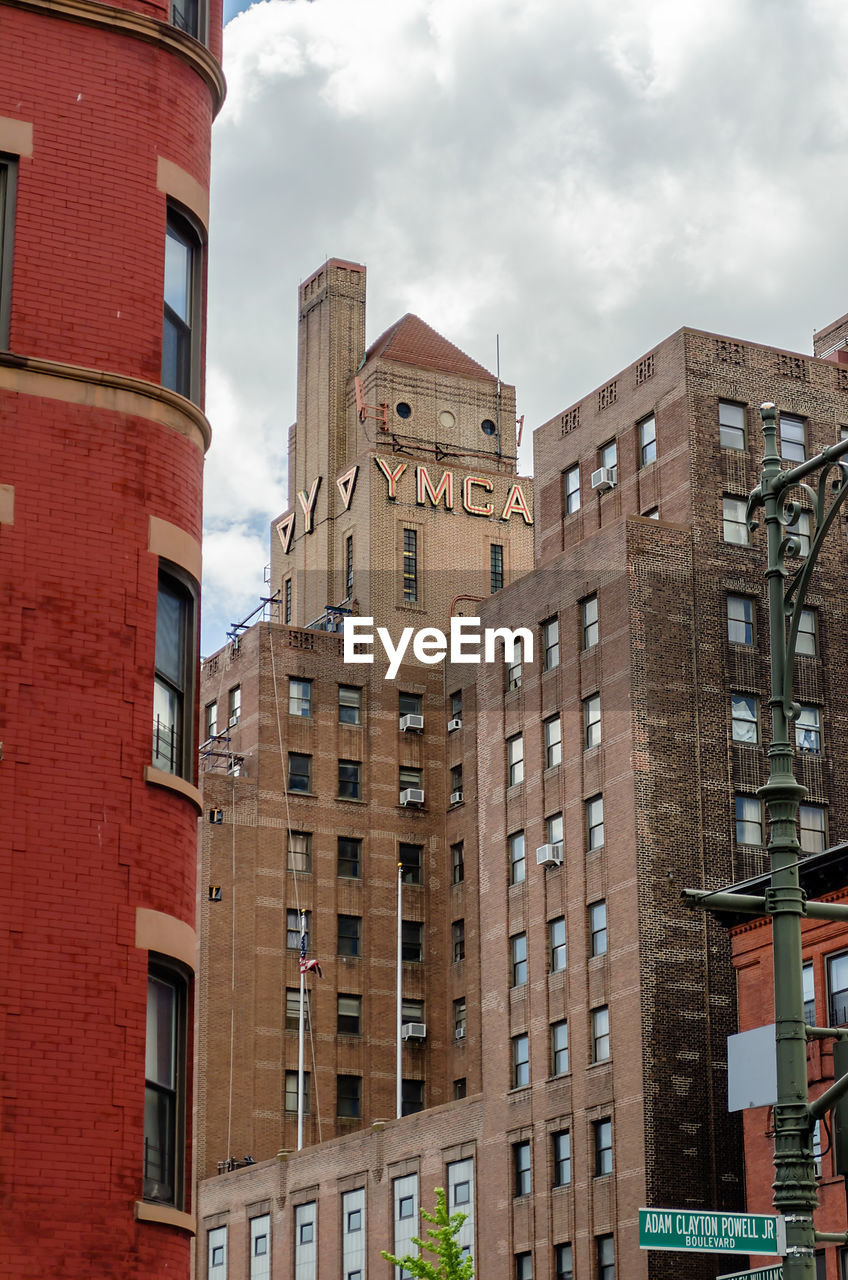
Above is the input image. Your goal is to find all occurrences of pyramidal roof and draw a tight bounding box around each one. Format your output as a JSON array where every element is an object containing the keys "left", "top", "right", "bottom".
[{"left": 363, "top": 313, "right": 496, "bottom": 382}]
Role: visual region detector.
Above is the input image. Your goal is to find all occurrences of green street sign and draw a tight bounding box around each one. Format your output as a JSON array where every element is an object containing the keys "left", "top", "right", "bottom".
[
  {"left": 717, "top": 1267, "right": 783, "bottom": 1280},
  {"left": 638, "top": 1208, "right": 784, "bottom": 1255}
]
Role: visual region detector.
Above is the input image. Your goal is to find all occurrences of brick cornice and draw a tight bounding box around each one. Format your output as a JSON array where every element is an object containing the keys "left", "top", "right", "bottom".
[
  {"left": 0, "top": 350, "right": 211, "bottom": 453},
  {"left": 2, "top": 0, "right": 226, "bottom": 116}
]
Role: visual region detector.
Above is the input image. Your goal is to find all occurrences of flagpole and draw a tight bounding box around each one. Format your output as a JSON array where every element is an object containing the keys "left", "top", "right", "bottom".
[
  {"left": 297, "top": 909, "right": 306, "bottom": 1151},
  {"left": 396, "top": 861, "right": 402, "bottom": 1120}
]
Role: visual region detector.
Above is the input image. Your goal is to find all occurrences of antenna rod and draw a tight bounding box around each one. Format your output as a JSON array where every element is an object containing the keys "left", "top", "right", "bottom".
[{"left": 496, "top": 334, "right": 502, "bottom": 457}]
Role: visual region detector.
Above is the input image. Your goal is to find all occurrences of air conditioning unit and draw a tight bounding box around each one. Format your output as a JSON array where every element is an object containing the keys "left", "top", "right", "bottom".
[
  {"left": 591, "top": 466, "right": 616, "bottom": 493},
  {"left": 447, "top": 717, "right": 462, "bottom": 733},
  {"left": 228, "top": 714, "right": 239, "bottom": 727},
  {"left": 455, "top": 1025, "right": 466, "bottom": 1040},
  {"left": 400, "top": 788, "right": 425, "bottom": 806},
  {"left": 400, "top": 713, "right": 424, "bottom": 732},
  {"left": 536, "top": 842, "right": 564, "bottom": 868},
  {"left": 450, "top": 790, "right": 464, "bottom": 806},
  {"left": 401, "top": 1022, "right": 427, "bottom": 1040}
]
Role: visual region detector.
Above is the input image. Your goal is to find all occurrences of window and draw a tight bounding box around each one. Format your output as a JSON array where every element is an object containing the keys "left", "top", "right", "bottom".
[
  {"left": 403, "top": 527, "right": 418, "bottom": 602},
  {"left": 507, "top": 735, "right": 524, "bottom": 786},
  {"left": 828, "top": 953, "right": 848, "bottom": 1026},
  {"left": 584, "top": 694, "right": 601, "bottom": 749},
  {"left": 402, "top": 920, "right": 423, "bottom": 963},
  {"left": 338, "top": 837, "right": 362, "bottom": 879},
  {"left": 153, "top": 569, "right": 196, "bottom": 777},
  {"left": 288, "top": 752, "right": 311, "bottom": 793},
  {"left": 452, "top": 1177, "right": 470, "bottom": 1206},
  {"left": 547, "top": 812, "right": 563, "bottom": 846},
  {"left": 337, "top": 915, "right": 361, "bottom": 957},
  {"left": 731, "top": 693, "right": 759, "bottom": 744},
  {"left": 552, "top": 1131, "right": 571, "bottom": 1187},
  {"left": 803, "top": 962, "right": 816, "bottom": 1025},
  {"left": 401, "top": 1079, "right": 424, "bottom": 1116},
  {"left": 401, "top": 998, "right": 424, "bottom": 1026},
  {"left": 549, "top": 918, "right": 567, "bottom": 972},
  {"left": 594, "top": 1118, "right": 613, "bottom": 1175},
  {"left": 797, "top": 608, "right": 817, "bottom": 656},
  {"left": 723, "top": 496, "right": 749, "bottom": 544},
  {"left": 228, "top": 685, "right": 241, "bottom": 726},
  {"left": 208, "top": 1227, "right": 227, "bottom": 1275},
  {"left": 564, "top": 464, "right": 580, "bottom": 514},
  {"left": 800, "top": 804, "right": 827, "bottom": 854},
  {"left": 144, "top": 962, "right": 188, "bottom": 1206},
  {"left": 511, "top": 932, "right": 528, "bottom": 986},
  {"left": 586, "top": 795, "right": 604, "bottom": 850},
  {"left": 338, "top": 759, "right": 362, "bottom": 799},
  {"left": 250, "top": 1215, "right": 270, "bottom": 1275},
  {"left": 592, "top": 1006, "right": 610, "bottom": 1062},
  {"left": 205, "top": 701, "right": 218, "bottom": 739},
  {"left": 453, "top": 1078, "right": 467, "bottom": 1099},
  {"left": 787, "top": 509, "right": 811, "bottom": 556},
  {"left": 781, "top": 412, "right": 806, "bottom": 462},
  {"left": 450, "top": 689, "right": 463, "bottom": 719},
  {"left": 346, "top": 1208, "right": 362, "bottom": 1233},
  {"left": 286, "top": 909, "right": 309, "bottom": 950},
  {"left": 599, "top": 438, "right": 617, "bottom": 481},
  {"left": 508, "top": 831, "right": 526, "bottom": 885},
  {"left": 513, "top": 1140, "right": 531, "bottom": 1196},
  {"left": 551, "top": 1020, "right": 569, "bottom": 1076},
  {"left": 728, "top": 594, "right": 755, "bottom": 645},
  {"left": 339, "top": 685, "right": 362, "bottom": 725},
  {"left": 284, "top": 577, "right": 292, "bottom": 624},
  {"left": 516, "top": 1253, "right": 532, "bottom": 1280},
  {"left": 582, "top": 595, "right": 599, "bottom": 649},
  {"left": 287, "top": 677, "right": 311, "bottom": 717},
  {"left": 507, "top": 639, "right": 523, "bottom": 691},
  {"left": 639, "top": 414, "right": 656, "bottom": 466},
  {"left": 735, "top": 794, "right": 764, "bottom": 845},
  {"left": 450, "top": 764, "right": 463, "bottom": 799},
  {"left": 399, "top": 691, "right": 422, "bottom": 717},
  {"left": 170, "top": 0, "right": 203, "bottom": 37},
  {"left": 345, "top": 534, "right": 354, "bottom": 598},
  {"left": 796, "top": 706, "right": 821, "bottom": 753},
  {"left": 162, "top": 207, "right": 202, "bottom": 401},
  {"left": 512, "top": 1034, "right": 530, "bottom": 1087},
  {"left": 454, "top": 997, "right": 466, "bottom": 1036},
  {"left": 398, "top": 1195, "right": 414, "bottom": 1219},
  {"left": 555, "top": 1243, "right": 574, "bottom": 1280},
  {"left": 337, "top": 1074, "right": 362, "bottom": 1118},
  {"left": 542, "top": 618, "right": 560, "bottom": 670},
  {"left": 491, "top": 543, "right": 504, "bottom": 593},
  {"left": 451, "top": 841, "right": 465, "bottom": 884},
  {"left": 589, "top": 901, "right": 607, "bottom": 956},
  {"left": 285, "top": 988, "right": 309, "bottom": 1031},
  {"left": 337, "top": 994, "right": 362, "bottom": 1035},
  {"left": 719, "top": 400, "right": 746, "bottom": 449},
  {"left": 544, "top": 715, "right": 562, "bottom": 768},
  {"left": 285, "top": 1069, "right": 310, "bottom": 1113},
  {"left": 287, "top": 830, "right": 311, "bottom": 873},
  {"left": 400, "top": 842, "right": 423, "bottom": 885},
  {"left": 0, "top": 155, "right": 16, "bottom": 347},
  {"left": 597, "top": 1234, "right": 615, "bottom": 1280},
  {"left": 452, "top": 919, "right": 465, "bottom": 962}
]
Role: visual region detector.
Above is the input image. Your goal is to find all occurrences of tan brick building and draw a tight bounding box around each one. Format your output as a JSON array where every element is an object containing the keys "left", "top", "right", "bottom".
[{"left": 195, "top": 269, "right": 848, "bottom": 1280}]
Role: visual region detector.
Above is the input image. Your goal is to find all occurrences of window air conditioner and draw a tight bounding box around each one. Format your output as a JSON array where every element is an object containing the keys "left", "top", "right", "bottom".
[
  {"left": 536, "top": 842, "right": 564, "bottom": 868},
  {"left": 400, "top": 788, "right": 425, "bottom": 806},
  {"left": 591, "top": 467, "right": 616, "bottom": 493},
  {"left": 401, "top": 1022, "right": 427, "bottom": 1040},
  {"left": 455, "top": 1025, "right": 466, "bottom": 1040},
  {"left": 400, "top": 713, "right": 425, "bottom": 732},
  {"left": 447, "top": 717, "right": 462, "bottom": 733},
  {"left": 228, "top": 714, "right": 239, "bottom": 727},
  {"left": 450, "top": 790, "right": 464, "bottom": 806}
]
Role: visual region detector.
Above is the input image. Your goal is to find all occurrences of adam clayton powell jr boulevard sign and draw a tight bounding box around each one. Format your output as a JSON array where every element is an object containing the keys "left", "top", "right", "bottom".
[{"left": 639, "top": 1209, "right": 786, "bottom": 1256}]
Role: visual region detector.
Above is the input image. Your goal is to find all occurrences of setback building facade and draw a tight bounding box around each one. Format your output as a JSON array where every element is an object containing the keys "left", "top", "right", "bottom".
[
  {"left": 196, "top": 266, "right": 848, "bottom": 1280},
  {"left": 1, "top": 0, "right": 223, "bottom": 1272}
]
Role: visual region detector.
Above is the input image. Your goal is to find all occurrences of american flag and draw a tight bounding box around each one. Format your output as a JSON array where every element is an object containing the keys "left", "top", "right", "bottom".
[{"left": 299, "top": 929, "right": 323, "bottom": 978}]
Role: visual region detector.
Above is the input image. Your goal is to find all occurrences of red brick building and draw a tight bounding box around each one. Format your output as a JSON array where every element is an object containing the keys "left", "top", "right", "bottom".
[
  {"left": 0, "top": 0, "right": 223, "bottom": 1270},
  {"left": 196, "top": 273, "right": 848, "bottom": 1280}
]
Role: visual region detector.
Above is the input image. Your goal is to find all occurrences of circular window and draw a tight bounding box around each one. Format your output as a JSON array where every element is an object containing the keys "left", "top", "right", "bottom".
[
  {"left": 438, "top": 409, "right": 456, "bottom": 430},
  {"left": 481, "top": 419, "right": 497, "bottom": 436},
  {"left": 396, "top": 402, "right": 412, "bottom": 420}
]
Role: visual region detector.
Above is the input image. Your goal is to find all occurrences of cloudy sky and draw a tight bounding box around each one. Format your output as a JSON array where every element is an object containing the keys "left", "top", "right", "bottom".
[{"left": 201, "top": 0, "right": 848, "bottom": 654}]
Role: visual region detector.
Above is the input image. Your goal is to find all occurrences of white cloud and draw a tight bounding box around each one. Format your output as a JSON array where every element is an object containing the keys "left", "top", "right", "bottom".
[{"left": 202, "top": 0, "right": 848, "bottom": 651}]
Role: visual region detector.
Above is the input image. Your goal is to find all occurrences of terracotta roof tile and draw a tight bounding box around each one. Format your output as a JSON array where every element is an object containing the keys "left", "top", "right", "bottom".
[{"left": 364, "top": 313, "right": 495, "bottom": 382}]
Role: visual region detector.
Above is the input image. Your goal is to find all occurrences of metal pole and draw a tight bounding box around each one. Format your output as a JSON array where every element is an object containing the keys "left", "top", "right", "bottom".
[
  {"left": 297, "top": 910, "right": 306, "bottom": 1151},
  {"left": 396, "top": 862, "right": 403, "bottom": 1120},
  {"left": 757, "top": 403, "right": 816, "bottom": 1278}
]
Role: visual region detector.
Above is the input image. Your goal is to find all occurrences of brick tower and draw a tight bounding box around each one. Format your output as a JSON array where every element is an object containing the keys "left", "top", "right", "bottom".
[{"left": 0, "top": 0, "right": 223, "bottom": 1273}]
